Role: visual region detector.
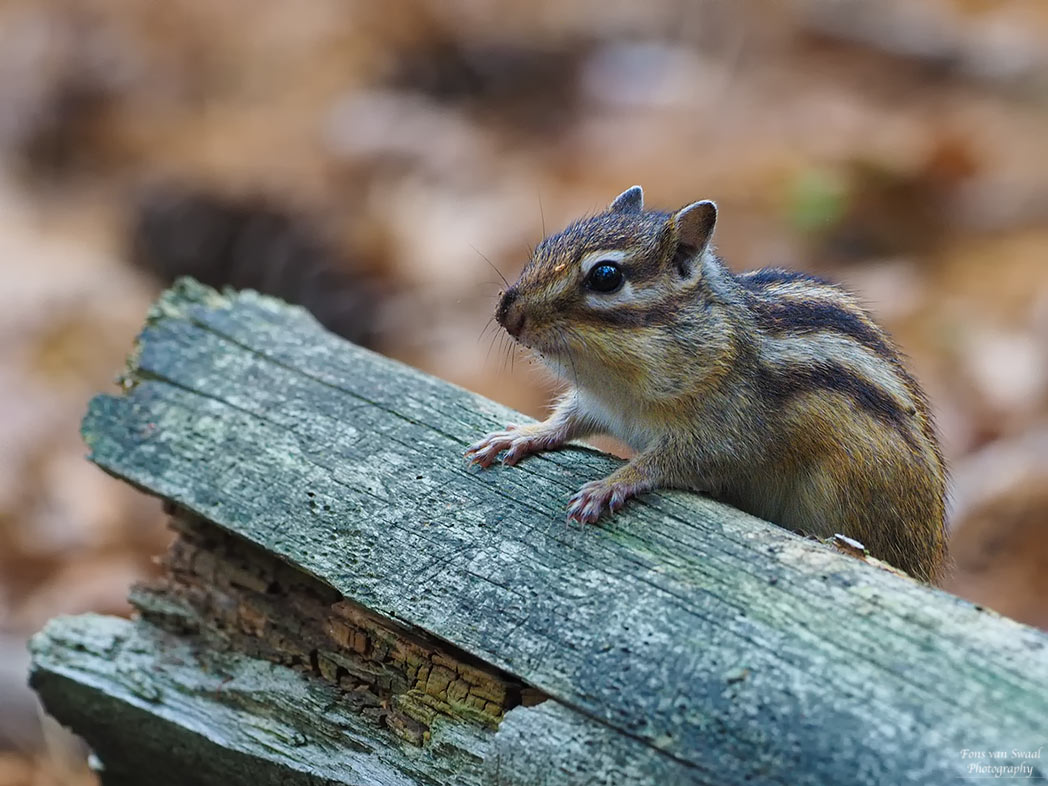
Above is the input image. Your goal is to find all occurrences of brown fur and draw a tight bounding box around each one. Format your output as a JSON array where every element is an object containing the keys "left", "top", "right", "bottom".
[{"left": 467, "top": 187, "right": 948, "bottom": 582}]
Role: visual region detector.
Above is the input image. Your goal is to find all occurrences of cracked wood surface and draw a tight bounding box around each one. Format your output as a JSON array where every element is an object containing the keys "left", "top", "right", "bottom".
[
  {"left": 61, "top": 279, "right": 1048, "bottom": 784},
  {"left": 135, "top": 508, "right": 531, "bottom": 739},
  {"left": 30, "top": 614, "right": 493, "bottom": 786}
]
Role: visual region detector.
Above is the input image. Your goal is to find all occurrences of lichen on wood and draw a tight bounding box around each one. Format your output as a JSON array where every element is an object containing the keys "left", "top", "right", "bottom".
[
  {"left": 29, "top": 279, "right": 1048, "bottom": 785},
  {"left": 30, "top": 614, "right": 493, "bottom": 786}
]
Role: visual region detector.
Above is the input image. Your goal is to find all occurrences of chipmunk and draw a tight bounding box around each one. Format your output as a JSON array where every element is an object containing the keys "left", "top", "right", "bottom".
[{"left": 465, "top": 186, "right": 948, "bottom": 582}]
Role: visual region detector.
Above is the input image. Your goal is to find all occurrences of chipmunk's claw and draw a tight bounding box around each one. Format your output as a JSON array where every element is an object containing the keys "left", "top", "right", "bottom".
[
  {"left": 466, "top": 425, "right": 550, "bottom": 468},
  {"left": 566, "top": 478, "right": 637, "bottom": 524},
  {"left": 465, "top": 427, "right": 519, "bottom": 468},
  {"left": 466, "top": 424, "right": 567, "bottom": 468},
  {"left": 501, "top": 436, "right": 535, "bottom": 466}
]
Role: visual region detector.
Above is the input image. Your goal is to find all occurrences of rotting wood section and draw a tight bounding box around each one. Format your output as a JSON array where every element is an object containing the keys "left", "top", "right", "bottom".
[
  {"left": 31, "top": 614, "right": 498, "bottom": 786},
  {"left": 133, "top": 507, "right": 539, "bottom": 745},
  {"left": 28, "top": 279, "right": 1048, "bottom": 786}
]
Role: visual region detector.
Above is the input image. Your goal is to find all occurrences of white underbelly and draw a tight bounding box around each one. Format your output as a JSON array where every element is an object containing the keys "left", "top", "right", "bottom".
[{"left": 578, "top": 391, "right": 663, "bottom": 452}]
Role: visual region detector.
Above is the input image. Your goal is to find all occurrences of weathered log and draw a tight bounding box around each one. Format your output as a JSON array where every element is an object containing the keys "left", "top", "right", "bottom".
[{"left": 29, "top": 279, "right": 1048, "bottom": 785}]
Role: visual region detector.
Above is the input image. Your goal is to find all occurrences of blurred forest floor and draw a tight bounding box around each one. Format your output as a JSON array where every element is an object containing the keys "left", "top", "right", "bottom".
[{"left": 1, "top": 0, "right": 1046, "bottom": 782}]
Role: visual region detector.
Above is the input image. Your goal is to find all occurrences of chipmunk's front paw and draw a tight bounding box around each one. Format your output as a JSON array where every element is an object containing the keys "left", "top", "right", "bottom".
[
  {"left": 465, "top": 427, "right": 519, "bottom": 468},
  {"left": 465, "top": 425, "right": 558, "bottom": 468},
  {"left": 567, "top": 477, "right": 645, "bottom": 524}
]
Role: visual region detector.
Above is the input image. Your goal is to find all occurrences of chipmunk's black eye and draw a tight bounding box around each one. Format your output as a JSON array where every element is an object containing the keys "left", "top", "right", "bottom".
[{"left": 585, "top": 262, "right": 624, "bottom": 293}]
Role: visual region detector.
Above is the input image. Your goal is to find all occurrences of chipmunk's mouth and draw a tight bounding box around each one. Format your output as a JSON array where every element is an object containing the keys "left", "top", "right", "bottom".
[
  {"left": 500, "top": 314, "right": 578, "bottom": 365},
  {"left": 516, "top": 337, "right": 547, "bottom": 358},
  {"left": 515, "top": 328, "right": 573, "bottom": 365},
  {"left": 509, "top": 325, "right": 547, "bottom": 354}
]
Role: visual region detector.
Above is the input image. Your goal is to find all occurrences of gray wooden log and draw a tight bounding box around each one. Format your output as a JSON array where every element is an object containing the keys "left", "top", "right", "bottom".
[
  {"left": 29, "top": 279, "right": 1048, "bottom": 785},
  {"left": 30, "top": 614, "right": 492, "bottom": 786}
]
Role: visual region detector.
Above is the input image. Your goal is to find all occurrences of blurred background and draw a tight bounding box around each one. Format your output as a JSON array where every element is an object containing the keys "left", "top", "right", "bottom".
[{"left": 1, "top": 0, "right": 1046, "bottom": 782}]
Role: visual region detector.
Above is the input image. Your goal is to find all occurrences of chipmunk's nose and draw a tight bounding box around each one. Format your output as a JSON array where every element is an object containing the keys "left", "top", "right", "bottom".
[{"left": 496, "top": 287, "right": 526, "bottom": 339}]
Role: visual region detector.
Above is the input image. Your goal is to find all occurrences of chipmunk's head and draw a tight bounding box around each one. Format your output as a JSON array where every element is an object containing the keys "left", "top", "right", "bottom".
[{"left": 496, "top": 186, "right": 730, "bottom": 398}]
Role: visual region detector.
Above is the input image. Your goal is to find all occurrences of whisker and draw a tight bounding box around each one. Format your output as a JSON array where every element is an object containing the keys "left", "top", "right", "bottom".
[
  {"left": 564, "top": 327, "right": 586, "bottom": 409},
  {"left": 499, "top": 333, "right": 512, "bottom": 375},
  {"left": 470, "top": 245, "right": 509, "bottom": 289},
  {"left": 558, "top": 331, "right": 579, "bottom": 394},
  {"left": 477, "top": 315, "right": 497, "bottom": 343},
  {"left": 472, "top": 280, "right": 507, "bottom": 294},
  {"left": 485, "top": 329, "right": 501, "bottom": 365}
]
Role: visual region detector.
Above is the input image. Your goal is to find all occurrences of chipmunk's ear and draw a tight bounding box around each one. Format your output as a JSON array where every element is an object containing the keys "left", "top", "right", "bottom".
[
  {"left": 671, "top": 200, "right": 717, "bottom": 277},
  {"left": 609, "top": 185, "right": 644, "bottom": 214}
]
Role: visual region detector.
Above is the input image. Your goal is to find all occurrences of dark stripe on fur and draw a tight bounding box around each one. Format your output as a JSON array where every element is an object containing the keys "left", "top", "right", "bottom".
[
  {"left": 737, "top": 267, "right": 834, "bottom": 290},
  {"left": 759, "top": 360, "right": 918, "bottom": 450},
  {"left": 570, "top": 290, "right": 701, "bottom": 328},
  {"left": 622, "top": 258, "right": 666, "bottom": 285},
  {"left": 747, "top": 295, "right": 896, "bottom": 362},
  {"left": 738, "top": 268, "right": 937, "bottom": 449},
  {"left": 572, "top": 304, "right": 660, "bottom": 328}
]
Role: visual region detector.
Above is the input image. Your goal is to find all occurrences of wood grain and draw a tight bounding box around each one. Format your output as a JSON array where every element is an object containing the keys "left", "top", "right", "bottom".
[{"left": 33, "top": 279, "right": 1048, "bottom": 785}]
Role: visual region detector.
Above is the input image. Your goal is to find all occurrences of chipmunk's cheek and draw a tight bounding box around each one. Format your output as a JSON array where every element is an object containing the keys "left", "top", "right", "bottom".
[{"left": 515, "top": 324, "right": 548, "bottom": 354}]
